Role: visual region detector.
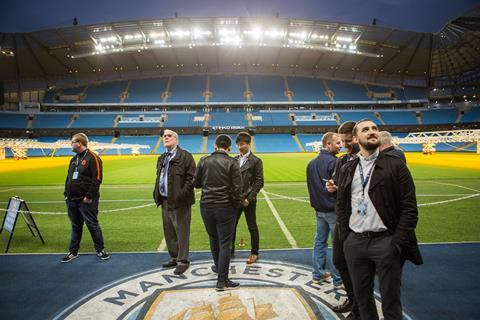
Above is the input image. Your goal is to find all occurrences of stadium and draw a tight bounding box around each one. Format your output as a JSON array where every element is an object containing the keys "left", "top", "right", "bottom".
[{"left": 0, "top": 1, "right": 479, "bottom": 319}]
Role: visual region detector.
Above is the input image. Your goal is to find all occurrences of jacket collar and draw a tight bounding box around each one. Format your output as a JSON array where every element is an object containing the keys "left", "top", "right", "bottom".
[{"left": 343, "top": 151, "right": 385, "bottom": 190}]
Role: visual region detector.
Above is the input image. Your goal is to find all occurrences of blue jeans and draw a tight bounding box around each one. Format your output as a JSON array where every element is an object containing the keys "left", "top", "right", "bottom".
[
  {"left": 312, "top": 211, "right": 342, "bottom": 284},
  {"left": 67, "top": 198, "right": 105, "bottom": 253}
]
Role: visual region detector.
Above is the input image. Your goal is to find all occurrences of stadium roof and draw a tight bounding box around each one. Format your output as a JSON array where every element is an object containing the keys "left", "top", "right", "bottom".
[{"left": 1, "top": 7, "right": 479, "bottom": 92}]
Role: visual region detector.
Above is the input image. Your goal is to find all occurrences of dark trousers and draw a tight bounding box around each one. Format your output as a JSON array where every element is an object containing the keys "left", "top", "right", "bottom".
[
  {"left": 161, "top": 199, "right": 191, "bottom": 264},
  {"left": 232, "top": 201, "right": 259, "bottom": 255},
  {"left": 200, "top": 206, "right": 236, "bottom": 282},
  {"left": 344, "top": 232, "right": 403, "bottom": 320},
  {"left": 67, "top": 197, "right": 104, "bottom": 253},
  {"left": 332, "top": 224, "right": 359, "bottom": 316}
]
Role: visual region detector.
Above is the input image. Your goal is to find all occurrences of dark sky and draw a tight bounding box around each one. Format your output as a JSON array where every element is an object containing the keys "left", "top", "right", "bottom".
[{"left": 1, "top": 0, "right": 478, "bottom": 33}]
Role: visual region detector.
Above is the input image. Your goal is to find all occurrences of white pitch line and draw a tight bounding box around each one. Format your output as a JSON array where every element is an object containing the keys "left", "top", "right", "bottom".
[
  {"left": 157, "top": 238, "right": 166, "bottom": 251},
  {"left": 261, "top": 189, "right": 298, "bottom": 248},
  {"left": 418, "top": 193, "right": 480, "bottom": 207},
  {"left": 431, "top": 181, "right": 480, "bottom": 193},
  {"left": 263, "top": 191, "right": 309, "bottom": 203}
]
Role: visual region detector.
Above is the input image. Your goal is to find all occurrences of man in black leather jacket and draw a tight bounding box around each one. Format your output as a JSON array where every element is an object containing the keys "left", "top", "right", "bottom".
[
  {"left": 231, "top": 132, "right": 264, "bottom": 264},
  {"left": 194, "top": 134, "right": 242, "bottom": 291}
]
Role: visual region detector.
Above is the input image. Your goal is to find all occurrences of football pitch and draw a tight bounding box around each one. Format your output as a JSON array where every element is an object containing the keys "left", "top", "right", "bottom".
[{"left": 0, "top": 152, "right": 479, "bottom": 254}]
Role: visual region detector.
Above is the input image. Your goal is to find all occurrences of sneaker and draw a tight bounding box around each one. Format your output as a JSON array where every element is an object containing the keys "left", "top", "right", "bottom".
[
  {"left": 61, "top": 252, "right": 78, "bottom": 263},
  {"left": 97, "top": 250, "right": 110, "bottom": 261},
  {"left": 216, "top": 279, "right": 240, "bottom": 291},
  {"left": 312, "top": 272, "right": 331, "bottom": 284}
]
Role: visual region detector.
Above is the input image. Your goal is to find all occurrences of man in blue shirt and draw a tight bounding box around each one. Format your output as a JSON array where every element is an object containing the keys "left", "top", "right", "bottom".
[{"left": 306, "top": 132, "right": 342, "bottom": 285}]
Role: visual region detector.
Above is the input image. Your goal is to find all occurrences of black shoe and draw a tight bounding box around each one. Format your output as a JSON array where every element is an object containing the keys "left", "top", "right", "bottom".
[
  {"left": 162, "top": 260, "right": 177, "bottom": 268},
  {"left": 216, "top": 279, "right": 240, "bottom": 291},
  {"left": 174, "top": 263, "right": 189, "bottom": 275},
  {"left": 211, "top": 265, "right": 218, "bottom": 273},
  {"left": 97, "top": 250, "right": 110, "bottom": 261},
  {"left": 331, "top": 298, "right": 353, "bottom": 313},
  {"left": 61, "top": 252, "right": 78, "bottom": 263}
]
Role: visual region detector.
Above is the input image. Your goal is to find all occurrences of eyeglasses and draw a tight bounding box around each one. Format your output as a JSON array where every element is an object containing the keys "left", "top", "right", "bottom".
[
  {"left": 163, "top": 134, "right": 173, "bottom": 138},
  {"left": 71, "top": 140, "right": 79, "bottom": 143}
]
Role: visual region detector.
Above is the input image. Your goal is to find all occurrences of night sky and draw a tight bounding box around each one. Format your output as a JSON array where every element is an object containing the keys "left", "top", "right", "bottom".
[{"left": 0, "top": 0, "right": 478, "bottom": 33}]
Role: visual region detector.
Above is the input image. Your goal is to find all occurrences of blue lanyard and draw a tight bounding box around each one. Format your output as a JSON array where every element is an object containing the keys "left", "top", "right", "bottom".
[{"left": 358, "top": 160, "right": 375, "bottom": 196}]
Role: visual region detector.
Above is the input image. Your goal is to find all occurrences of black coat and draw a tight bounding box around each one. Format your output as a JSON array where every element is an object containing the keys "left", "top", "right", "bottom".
[
  {"left": 382, "top": 145, "right": 407, "bottom": 164},
  {"left": 234, "top": 152, "right": 264, "bottom": 202},
  {"left": 194, "top": 150, "right": 243, "bottom": 209},
  {"left": 153, "top": 146, "right": 196, "bottom": 209},
  {"left": 336, "top": 152, "right": 423, "bottom": 265}
]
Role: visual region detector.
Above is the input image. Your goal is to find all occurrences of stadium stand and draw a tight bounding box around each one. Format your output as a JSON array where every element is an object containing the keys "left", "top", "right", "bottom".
[
  {"left": 0, "top": 113, "right": 27, "bottom": 128},
  {"left": 32, "top": 114, "right": 71, "bottom": 129},
  {"left": 169, "top": 76, "right": 207, "bottom": 103},
  {"left": 327, "top": 80, "right": 367, "bottom": 101},
  {"left": 126, "top": 78, "right": 168, "bottom": 102},
  {"left": 461, "top": 106, "right": 480, "bottom": 123},
  {"left": 404, "top": 87, "right": 427, "bottom": 100},
  {"left": 164, "top": 112, "right": 201, "bottom": 127},
  {"left": 336, "top": 111, "right": 380, "bottom": 123},
  {"left": 249, "top": 75, "right": 287, "bottom": 102},
  {"left": 254, "top": 134, "right": 300, "bottom": 152},
  {"left": 422, "top": 108, "right": 458, "bottom": 124},
  {"left": 380, "top": 110, "right": 419, "bottom": 125},
  {"left": 70, "top": 114, "right": 116, "bottom": 128},
  {"left": 84, "top": 81, "right": 126, "bottom": 103},
  {"left": 209, "top": 75, "right": 245, "bottom": 102},
  {"left": 208, "top": 111, "right": 247, "bottom": 127},
  {"left": 287, "top": 77, "right": 329, "bottom": 101}
]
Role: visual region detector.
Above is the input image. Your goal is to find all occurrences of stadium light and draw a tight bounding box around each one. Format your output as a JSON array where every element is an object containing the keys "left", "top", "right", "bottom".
[{"left": 336, "top": 36, "right": 353, "bottom": 43}]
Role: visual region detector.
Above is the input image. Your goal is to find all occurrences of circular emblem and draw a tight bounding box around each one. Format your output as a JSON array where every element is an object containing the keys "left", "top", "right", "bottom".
[
  {"left": 81, "top": 160, "right": 87, "bottom": 166},
  {"left": 54, "top": 260, "right": 413, "bottom": 319}
]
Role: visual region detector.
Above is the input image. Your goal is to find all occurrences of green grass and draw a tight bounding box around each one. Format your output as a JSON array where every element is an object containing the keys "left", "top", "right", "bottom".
[{"left": 0, "top": 153, "right": 479, "bottom": 253}]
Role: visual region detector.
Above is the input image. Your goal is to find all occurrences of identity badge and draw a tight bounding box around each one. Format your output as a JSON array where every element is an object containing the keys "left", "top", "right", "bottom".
[{"left": 72, "top": 171, "right": 79, "bottom": 180}]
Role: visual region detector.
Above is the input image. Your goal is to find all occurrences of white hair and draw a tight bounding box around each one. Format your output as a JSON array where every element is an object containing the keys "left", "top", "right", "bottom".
[
  {"left": 378, "top": 131, "right": 392, "bottom": 145},
  {"left": 162, "top": 129, "right": 179, "bottom": 143}
]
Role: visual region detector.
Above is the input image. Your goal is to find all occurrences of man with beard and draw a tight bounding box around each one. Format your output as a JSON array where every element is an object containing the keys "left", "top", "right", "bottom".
[{"left": 334, "top": 119, "right": 422, "bottom": 320}]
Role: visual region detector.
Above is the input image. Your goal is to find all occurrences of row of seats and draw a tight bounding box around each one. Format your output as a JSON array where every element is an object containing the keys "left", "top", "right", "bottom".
[
  {"left": 4, "top": 133, "right": 476, "bottom": 157},
  {"left": 0, "top": 107, "right": 480, "bottom": 129},
  {"left": 43, "top": 75, "right": 427, "bottom": 103},
  {"left": 1, "top": 107, "right": 477, "bottom": 129}
]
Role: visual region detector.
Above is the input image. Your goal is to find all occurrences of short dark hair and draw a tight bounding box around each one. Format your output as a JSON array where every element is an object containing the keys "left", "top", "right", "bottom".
[
  {"left": 215, "top": 134, "right": 232, "bottom": 149},
  {"left": 352, "top": 118, "right": 375, "bottom": 135},
  {"left": 337, "top": 121, "right": 356, "bottom": 135},
  {"left": 236, "top": 132, "right": 251, "bottom": 144}
]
